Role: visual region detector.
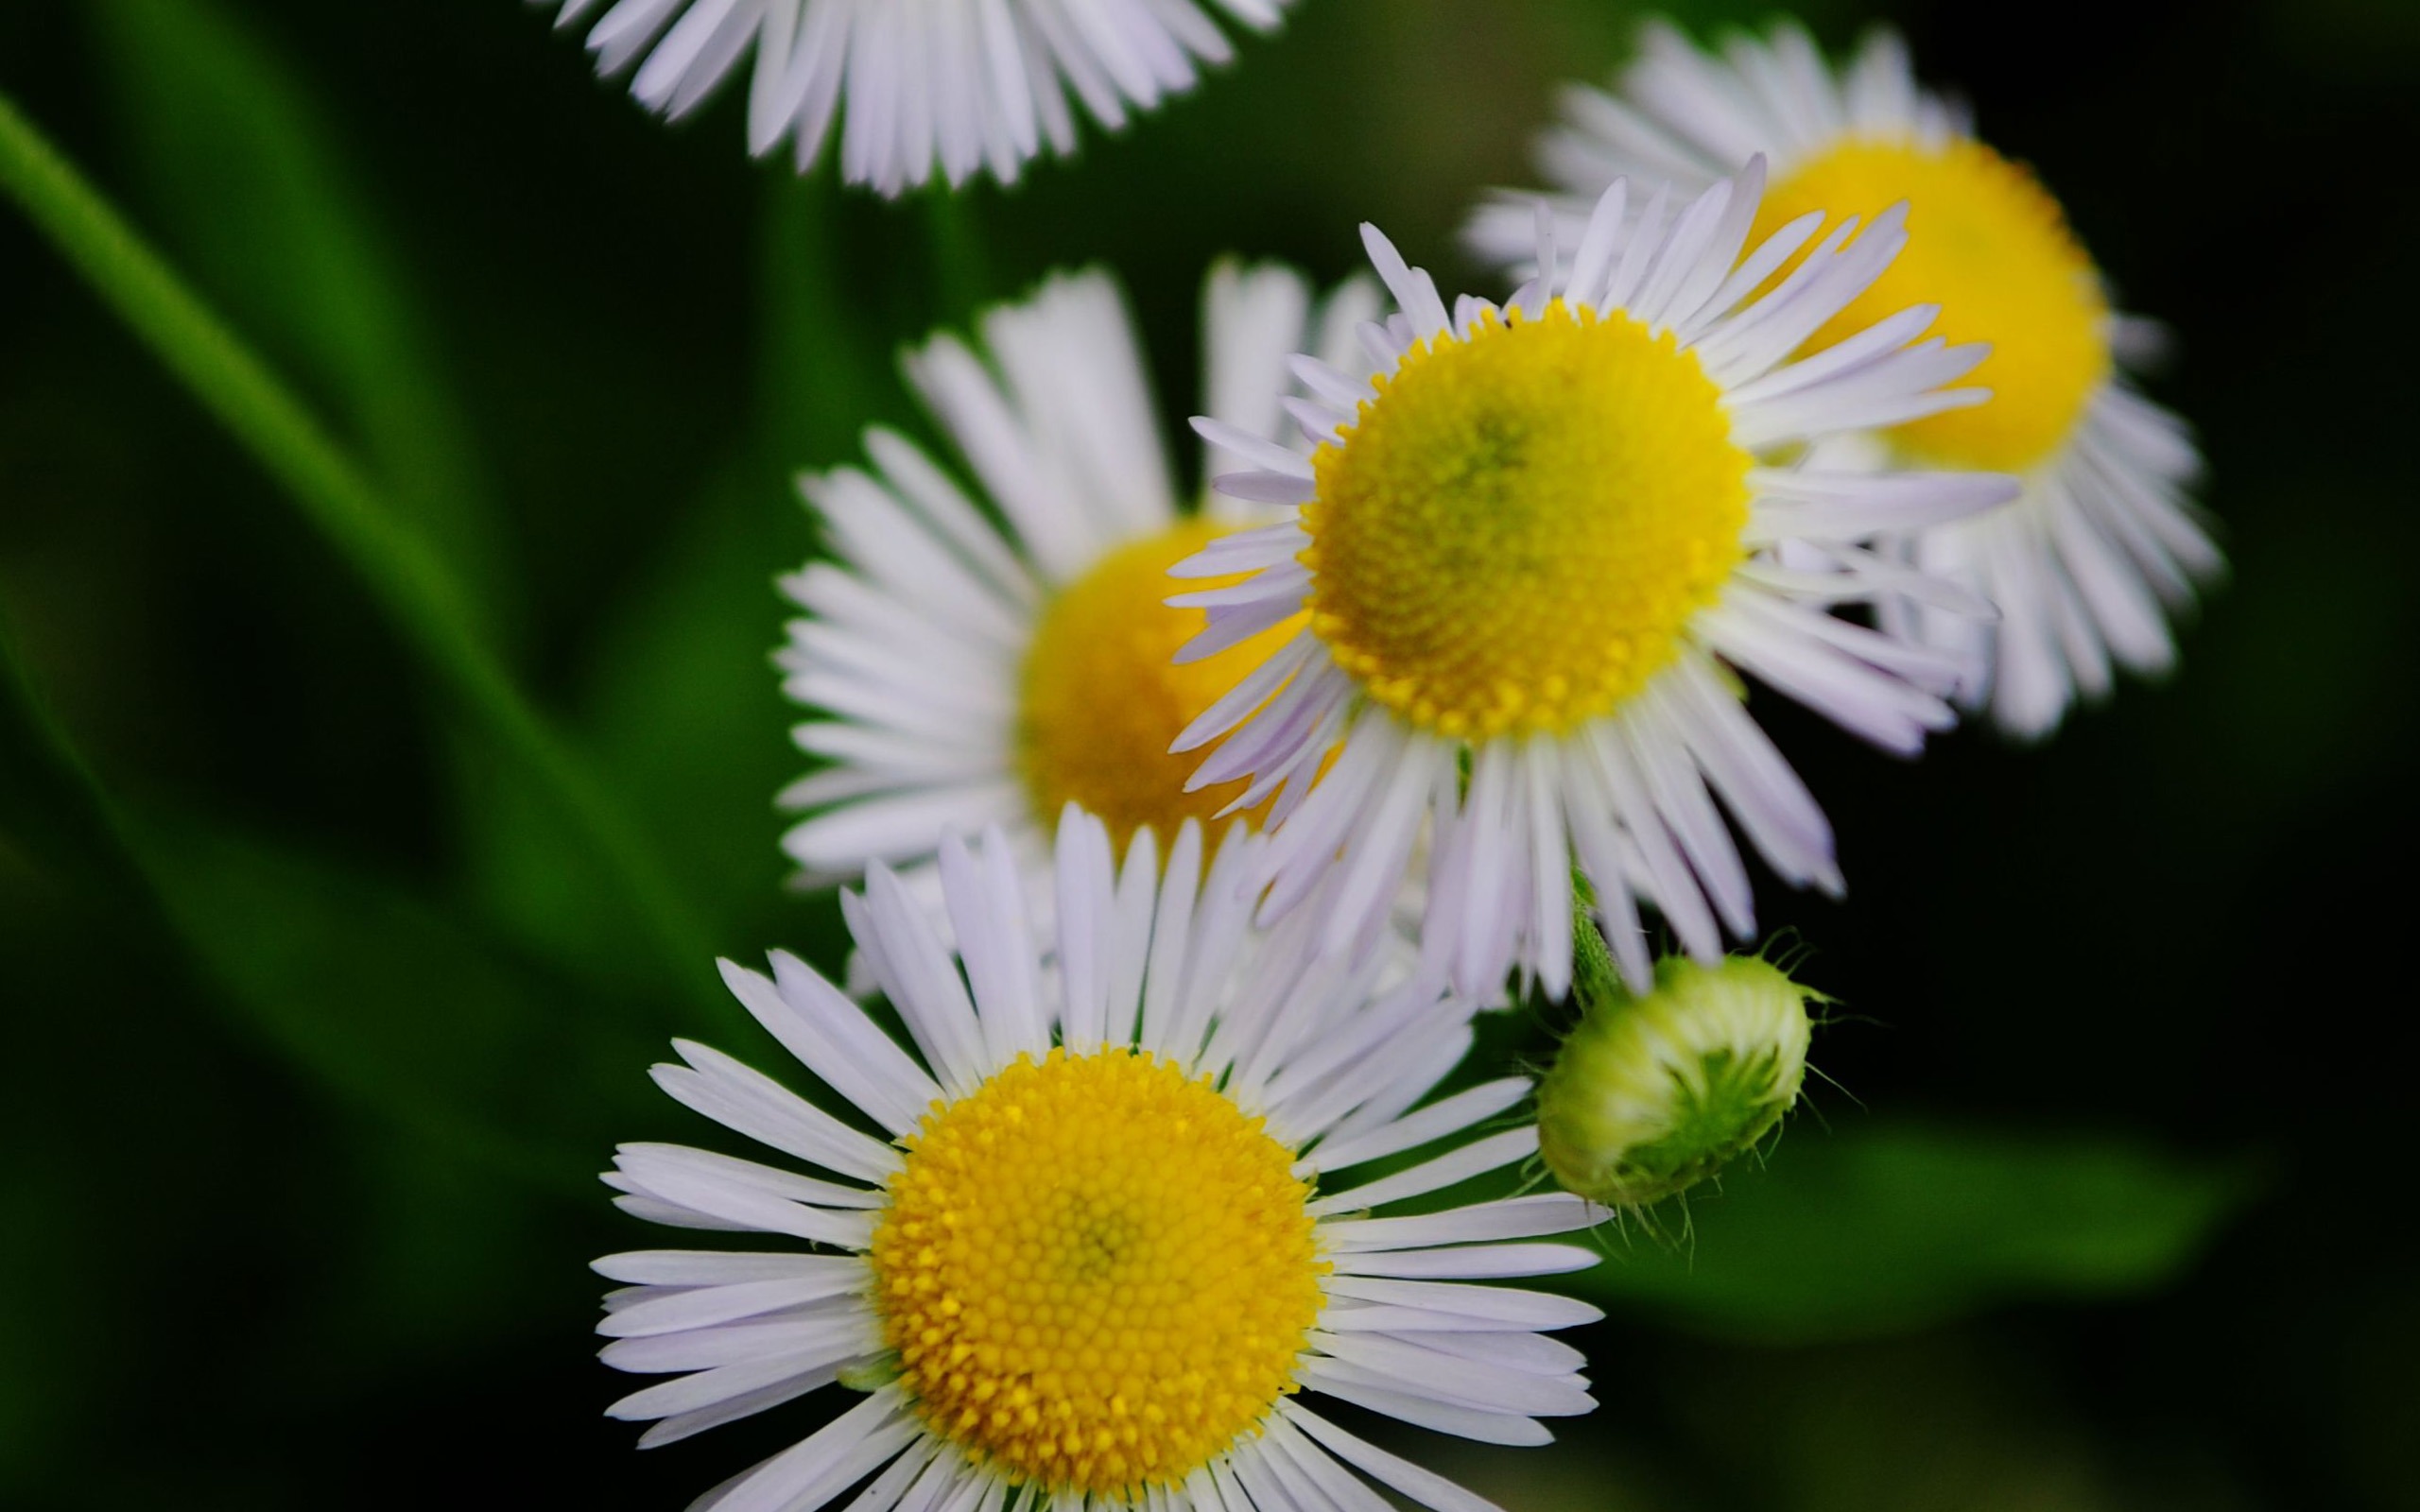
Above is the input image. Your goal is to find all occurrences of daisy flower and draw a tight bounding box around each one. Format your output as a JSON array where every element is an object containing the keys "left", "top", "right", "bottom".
[
  {"left": 1176, "top": 164, "right": 2017, "bottom": 1004},
  {"left": 1469, "top": 20, "right": 2222, "bottom": 737},
  {"left": 776, "top": 263, "right": 1374, "bottom": 902},
  {"left": 596, "top": 811, "right": 1605, "bottom": 1512},
  {"left": 535, "top": 0, "right": 1297, "bottom": 196}
]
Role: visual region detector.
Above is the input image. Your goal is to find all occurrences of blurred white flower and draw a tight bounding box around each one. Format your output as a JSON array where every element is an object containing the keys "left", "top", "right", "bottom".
[
  {"left": 1471, "top": 20, "right": 2222, "bottom": 737},
  {"left": 539, "top": 0, "right": 1297, "bottom": 195},
  {"left": 775, "top": 261, "right": 1370, "bottom": 900}
]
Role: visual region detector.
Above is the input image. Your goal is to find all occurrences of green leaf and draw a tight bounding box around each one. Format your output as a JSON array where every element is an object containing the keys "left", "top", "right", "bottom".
[
  {"left": 87, "top": 0, "right": 511, "bottom": 635},
  {"left": 132, "top": 816, "right": 665, "bottom": 1189},
  {"left": 0, "top": 618, "right": 134, "bottom": 903},
  {"left": 0, "top": 88, "right": 718, "bottom": 999},
  {"left": 463, "top": 172, "right": 874, "bottom": 989},
  {"left": 461, "top": 456, "right": 829, "bottom": 994},
  {"left": 1573, "top": 1120, "right": 2261, "bottom": 1343}
]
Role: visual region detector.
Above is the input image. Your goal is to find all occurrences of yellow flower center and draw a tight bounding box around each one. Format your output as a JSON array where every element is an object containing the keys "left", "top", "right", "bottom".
[
  {"left": 1018, "top": 521, "right": 1301, "bottom": 852},
  {"left": 1755, "top": 135, "right": 2111, "bottom": 471},
  {"left": 1305, "top": 301, "right": 1750, "bottom": 739},
  {"left": 869, "top": 1048, "right": 1323, "bottom": 1496}
]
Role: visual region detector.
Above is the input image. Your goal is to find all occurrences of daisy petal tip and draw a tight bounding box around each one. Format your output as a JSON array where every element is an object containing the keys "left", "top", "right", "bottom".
[{"left": 713, "top": 956, "right": 761, "bottom": 994}]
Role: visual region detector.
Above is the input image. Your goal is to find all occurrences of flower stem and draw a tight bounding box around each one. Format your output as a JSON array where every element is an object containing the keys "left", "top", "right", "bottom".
[
  {"left": 922, "top": 185, "right": 991, "bottom": 325},
  {"left": 1569, "top": 867, "right": 1630, "bottom": 1012},
  {"left": 0, "top": 90, "right": 717, "bottom": 1002}
]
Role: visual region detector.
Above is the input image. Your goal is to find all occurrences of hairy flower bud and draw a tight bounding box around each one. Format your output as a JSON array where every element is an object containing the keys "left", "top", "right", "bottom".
[{"left": 1536, "top": 954, "right": 1816, "bottom": 1208}]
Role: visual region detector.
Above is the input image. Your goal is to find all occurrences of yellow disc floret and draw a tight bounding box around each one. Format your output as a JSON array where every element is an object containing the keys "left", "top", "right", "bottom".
[
  {"left": 1755, "top": 135, "right": 2111, "bottom": 472},
  {"left": 1305, "top": 301, "right": 1751, "bottom": 740},
  {"left": 1018, "top": 520, "right": 1302, "bottom": 852},
  {"left": 869, "top": 1048, "right": 1324, "bottom": 1496}
]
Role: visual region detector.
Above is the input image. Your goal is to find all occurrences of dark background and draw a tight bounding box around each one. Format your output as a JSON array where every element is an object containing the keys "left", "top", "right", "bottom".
[{"left": 2, "top": 0, "right": 2414, "bottom": 1507}]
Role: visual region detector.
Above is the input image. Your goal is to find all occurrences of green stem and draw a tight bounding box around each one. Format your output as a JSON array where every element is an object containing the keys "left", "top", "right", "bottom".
[
  {"left": 0, "top": 609, "right": 145, "bottom": 901},
  {"left": 922, "top": 185, "right": 991, "bottom": 326},
  {"left": 2, "top": 614, "right": 631, "bottom": 1195},
  {"left": 0, "top": 90, "right": 716, "bottom": 1000},
  {"left": 1569, "top": 866, "right": 1630, "bottom": 1013}
]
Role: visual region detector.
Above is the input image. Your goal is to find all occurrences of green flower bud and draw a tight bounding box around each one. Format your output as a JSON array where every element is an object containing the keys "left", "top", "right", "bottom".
[{"left": 1536, "top": 954, "right": 1817, "bottom": 1209}]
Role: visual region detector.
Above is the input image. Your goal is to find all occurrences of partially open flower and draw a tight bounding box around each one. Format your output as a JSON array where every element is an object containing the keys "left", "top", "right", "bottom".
[{"left": 1535, "top": 953, "right": 1816, "bottom": 1209}]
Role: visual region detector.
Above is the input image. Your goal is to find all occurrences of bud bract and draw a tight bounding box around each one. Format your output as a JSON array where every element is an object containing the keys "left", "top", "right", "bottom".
[{"left": 1536, "top": 954, "right": 1816, "bottom": 1208}]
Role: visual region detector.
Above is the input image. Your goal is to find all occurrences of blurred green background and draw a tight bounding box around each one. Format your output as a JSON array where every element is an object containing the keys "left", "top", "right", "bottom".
[{"left": 1, "top": 0, "right": 2413, "bottom": 1507}]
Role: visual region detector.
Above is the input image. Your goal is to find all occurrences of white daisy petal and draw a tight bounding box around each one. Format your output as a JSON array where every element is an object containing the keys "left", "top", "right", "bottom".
[
  {"left": 595, "top": 1249, "right": 862, "bottom": 1287},
  {"left": 600, "top": 1311, "right": 879, "bottom": 1377},
  {"left": 781, "top": 782, "right": 1028, "bottom": 876},
  {"left": 1317, "top": 1194, "right": 1601, "bottom": 1250},
  {"left": 1327, "top": 1242, "right": 1599, "bottom": 1280},
  {"left": 861, "top": 863, "right": 992, "bottom": 1098},
  {"left": 1230, "top": 1435, "right": 1324, "bottom": 1512},
  {"left": 1310, "top": 1334, "right": 1594, "bottom": 1418},
  {"left": 830, "top": 1438, "right": 941, "bottom": 1512},
  {"left": 653, "top": 1039, "right": 903, "bottom": 1184},
  {"left": 888, "top": 1452, "right": 971, "bottom": 1512},
  {"left": 1260, "top": 991, "right": 1455, "bottom": 1146},
  {"left": 638, "top": 1368, "right": 842, "bottom": 1450},
  {"left": 1191, "top": 416, "right": 1318, "bottom": 482},
  {"left": 1302, "top": 1078, "right": 1531, "bottom": 1174},
  {"left": 1203, "top": 259, "right": 1319, "bottom": 482},
  {"left": 1294, "top": 1363, "right": 1553, "bottom": 1447},
  {"left": 1308, "top": 1127, "right": 1537, "bottom": 1216},
  {"left": 1314, "top": 1019, "right": 1475, "bottom": 1148},
  {"left": 762, "top": 950, "right": 945, "bottom": 1133},
  {"left": 1357, "top": 223, "right": 1454, "bottom": 342},
  {"left": 1260, "top": 1418, "right": 1394, "bottom": 1512},
  {"left": 611, "top": 1193, "right": 755, "bottom": 1232},
  {"left": 712, "top": 1386, "right": 916, "bottom": 1512},
  {"left": 1397, "top": 1327, "right": 1587, "bottom": 1376},
  {"left": 1320, "top": 1277, "right": 1604, "bottom": 1331},
  {"left": 939, "top": 829, "right": 1050, "bottom": 1062},
  {"left": 1279, "top": 1402, "right": 1511, "bottom": 1512},
  {"left": 588, "top": 0, "right": 690, "bottom": 77},
  {"left": 1236, "top": 1444, "right": 1316, "bottom": 1512},
  {"left": 610, "top": 1357, "right": 853, "bottom": 1428},
  {"left": 599, "top": 1270, "right": 872, "bottom": 1338},
  {"left": 610, "top": 1145, "right": 879, "bottom": 1247}
]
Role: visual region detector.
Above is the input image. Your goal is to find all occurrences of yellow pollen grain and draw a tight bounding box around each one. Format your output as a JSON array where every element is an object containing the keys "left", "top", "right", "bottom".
[
  {"left": 1017, "top": 520, "right": 1303, "bottom": 853},
  {"left": 868, "top": 1048, "right": 1324, "bottom": 1496},
  {"left": 1754, "top": 134, "right": 2111, "bottom": 472},
  {"left": 1305, "top": 300, "right": 1751, "bottom": 740}
]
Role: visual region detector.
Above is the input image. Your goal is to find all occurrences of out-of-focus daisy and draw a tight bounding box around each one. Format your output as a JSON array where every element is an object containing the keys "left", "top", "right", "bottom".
[
  {"left": 1178, "top": 165, "right": 2015, "bottom": 1004},
  {"left": 1470, "top": 21, "right": 2221, "bottom": 737},
  {"left": 535, "top": 0, "right": 1296, "bottom": 196},
  {"left": 776, "top": 262, "right": 1374, "bottom": 902},
  {"left": 596, "top": 811, "right": 1604, "bottom": 1512}
]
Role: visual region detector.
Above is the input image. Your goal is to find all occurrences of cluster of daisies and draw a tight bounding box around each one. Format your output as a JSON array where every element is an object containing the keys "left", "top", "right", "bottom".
[{"left": 556, "top": 9, "right": 2218, "bottom": 1512}]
